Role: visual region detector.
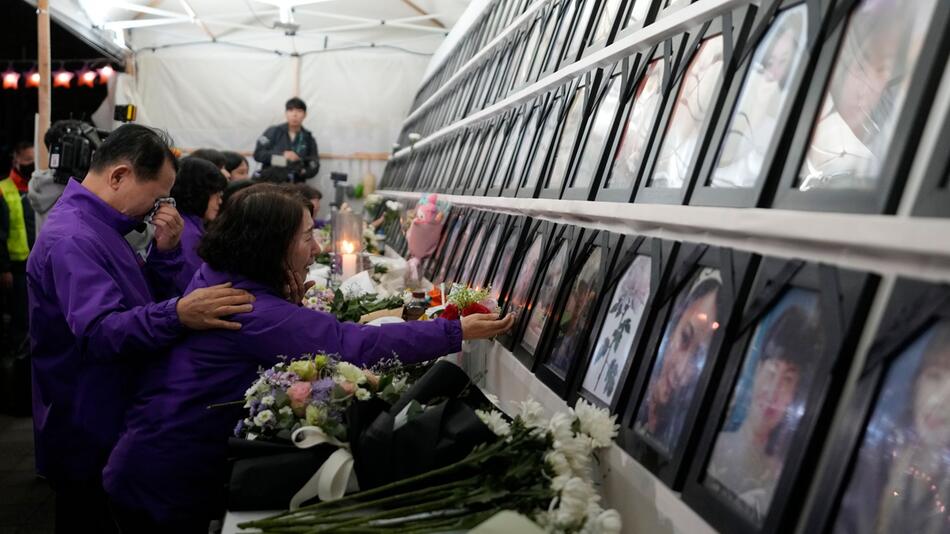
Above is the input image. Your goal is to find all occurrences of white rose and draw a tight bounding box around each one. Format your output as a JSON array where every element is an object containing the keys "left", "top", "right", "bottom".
[
  {"left": 476, "top": 409, "right": 511, "bottom": 437},
  {"left": 356, "top": 388, "right": 371, "bottom": 401},
  {"left": 335, "top": 362, "right": 368, "bottom": 385}
]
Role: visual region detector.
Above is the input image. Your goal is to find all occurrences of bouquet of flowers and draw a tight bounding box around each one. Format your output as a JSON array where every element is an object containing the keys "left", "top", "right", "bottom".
[
  {"left": 363, "top": 226, "right": 383, "bottom": 255},
  {"left": 235, "top": 354, "right": 414, "bottom": 442},
  {"left": 303, "top": 285, "right": 405, "bottom": 323},
  {"left": 439, "top": 284, "right": 499, "bottom": 320},
  {"left": 303, "top": 286, "right": 337, "bottom": 314},
  {"left": 240, "top": 398, "right": 621, "bottom": 533}
]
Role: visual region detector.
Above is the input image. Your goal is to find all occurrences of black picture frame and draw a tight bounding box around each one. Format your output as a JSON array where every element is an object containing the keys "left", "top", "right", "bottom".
[
  {"left": 424, "top": 208, "right": 461, "bottom": 281},
  {"left": 912, "top": 94, "right": 950, "bottom": 217},
  {"left": 536, "top": 0, "right": 581, "bottom": 80},
  {"left": 502, "top": 96, "right": 550, "bottom": 197},
  {"left": 516, "top": 83, "right": 577, "bottom": 198},
  {"left": 689, "top": 0, "right": 835, "bottom": 208},
  {"left": 509, "top": 7, "right": 549, "bottom": 93},
  {"left": 444, "top": 210, "right": 489, "bottom": 284},
  {"left": 486, "top": 107, "right": 527, "bottom": 197},
  {"left": 613, "top": 0, "right": 662, "bottom": 41},
  {"left": 634, "top": 6, "right": 756, "bottom": 206},
  {"left": 538, "top": 72, "right": 600, "bottom": 199},
  {"left": 481, "top": 214, "right": 530, "bottom": 301},
  {"left": 452, "top": 121, "right": 494, "bottom": 195},
  {"left": 682, "top": 258, "right": 877, "bottom": 534},
  {"left": 433, "top": 210, "right": 474, "bottom": 284},
  {"left": 571, "top": 236, "right": 679, "bottom": 415},
  {"left": 562, "top": 60, "right": 627, "bottom": 200},
  {"left": 618, "top": 243, "right": 759, "bottom": 489},
  {"left": 593, "top": 41, "right": 678, "bottom": 202},
  {"left": 534, "top": 228, "right": 620, "bottom": 397},
  {"left": 558, "top": 0, "right": 603, "bottom": 69},
  {"left": 466, "top": 115, "right": 508, "bottom": 196},
  {"left": 800, "top": 278, "right": 950, "bottom": 534},
  {"left": 769, "top": 0, "right": 950, "bottom": 214},
  {"left": 457, "top": 211, "right": 500, "bottom": 286}
]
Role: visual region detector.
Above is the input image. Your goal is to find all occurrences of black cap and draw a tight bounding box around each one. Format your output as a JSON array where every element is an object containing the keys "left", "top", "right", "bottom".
[{"left": 285, "top": 97, "right": 307, "bottom": 112}]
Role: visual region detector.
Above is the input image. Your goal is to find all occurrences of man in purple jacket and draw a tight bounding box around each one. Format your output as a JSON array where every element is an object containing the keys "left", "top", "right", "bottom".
[{"left": 26, "top": 124, "right": 256, "bottom": 533}]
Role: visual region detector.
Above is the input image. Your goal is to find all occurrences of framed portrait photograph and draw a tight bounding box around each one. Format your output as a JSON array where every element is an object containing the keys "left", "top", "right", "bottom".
[
  {"left": 619, "top": 243, "right": 759, "bottom": 489},
  {"left": 510, "top": 9, "right": 547, "bottom": 93},
  {"left": 485, "top": 40, "right": 518, "bottom": 106},
  {"left": 690, "top": 0, "right": 834, "bottom": 208},
  {"left": 423, "top": 208, "right": 457, "bottom": 280},
  {"left": 514, "top": 86, "right": 572, "bottom": 198},
  {"left": 471, "top": 217, "right": 506, "bottom": 290},
  {"left": 445, "top": 210, "right": 488, "bottom": 284},
  {"left": 458, "top": 212, "right": 498, "bottom": 286},
  {"left": 538, "top": 74, "right": 597, "bottom": 199},
  {"left": 614, "top": 0, "right": 661, "bottom": 40},
  {"left": 594, "top": 42, "right": 676, "bottom": 202},
  {"left": 635, "top": 6, "right": 757, "bottom": 206},
  {"left": 486, "top": 108, "right": 525, "bottom": 197},
  {"left": 466, "top": 116, "right": 508, "bottom": 196},
  {"left": 485, "top": 215, "right": 528, "bottom": 303},
  {"left": 559, "top": 0, "right": 601, "bottom": 68},
  {"left": 450, "top": 123, "right": 491, "bottom": 195},
  {"left": 538, "top": 0, "right": 583, "bottom": 79},
  {"left": 683, "top": 259, "right": 878, "bottom": 534},
  {"left": 498, "top": 220, "right": 558, "bottom": 354},
  {"left": 502, "top": 95, "right": 550, "bottom": 197},
  {"left": 770, "top": 0, "right": 950, "bottom": 214},
  {"left": 512, "top": 224, "right": 584, "bottom": 369},
  {"left": 562, "top": 60, "right": 627, "bottom": 200},
  {"left": 535, "top": 229, "right": 625, "bottom": 397},
  {"left": 426, "top": 208, "right": 464, "bottom": 282},
  {"left": 433, "top": 130, "right": 471, "bottom": 193},
  {"left": 801, "top": 278, "right": 950, "bottom": 534},
  {"left": 572, "top": 237, "right": 679, "bottom": 414},
  {"left": 434, "top": 212, "right": 474, "bottom": 285}
]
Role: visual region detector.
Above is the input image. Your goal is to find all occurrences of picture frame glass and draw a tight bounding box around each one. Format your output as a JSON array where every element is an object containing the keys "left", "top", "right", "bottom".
[
  {"left": 519, "top": 21, "right": 543, "bottom": 83},
  {"left": 522, "top": 242, "right": 570, "bottom": 353},
  {"left": 461, "top": 225, "right": 489, "bottom": 283},
  {"left": 709, "top": 5, "right": 809, "bottom": 188},
  {"left": 648, "top": 35, "right": 725, "bottom": 189},
  {"left": 592, "top": 0, "right": 623, "bottom": 43},
  {"left": 795, "top": 0, "right": 938, "bottom": 191},
  {"left": 548, "top": 88, "right": 587, "bottom": 190},
  {"left": 491, "top": 115, "right": 524, "bottom": 189},
  {"left": 474, "top": 226, "right": 503, "bottom": 289},
  {"left": 634, "top": 267, "right": 724, "bottom": 454},
  {"left": 564, "top": 0, "right": 599, "bottom": 61},
  {"left": 547, "top": 246, "right": 605, "bottom": 377},
  {"left": 506, "top": 234, "right": 546, "bottom": 317},
  {"left": 574, "top": 74, "right": 623, "bottom": 188},
  {"left": 832, "top": 320, "right": 950, "bottom": 533},
  {"left": 582, "top": 254, "right": 653, "bottom": 405},
  {"left": 450, "top": 223, "right": 476, "bottom": 281},
  {"left": 525, "top": 99, "right": 566, "bottom": 189},
  {"left": 607, "top": 58, "right": 667, "bottom": 189},
  {"left": 626, "top": 0, "right": 653, "bottom": 28},
  {"left": 704, "top": 289, "right": 824, "bottom": 525},
  {"left": 511, "top": 112, "right": 541, "bottom": 188},
  {"left": 436, "top": 221, "right": 465, "bottom": 283}
]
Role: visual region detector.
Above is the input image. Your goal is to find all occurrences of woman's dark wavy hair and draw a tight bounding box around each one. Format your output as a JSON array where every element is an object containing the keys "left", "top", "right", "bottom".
[
  {"left": 199, "top": 183, "right": 311, "bottom": 293},
  {"left": 171, "top": 157, "right": 228, "bottom": 219},
  {"left": 222, "top": 151, "right": 247, "bottom": 173}
]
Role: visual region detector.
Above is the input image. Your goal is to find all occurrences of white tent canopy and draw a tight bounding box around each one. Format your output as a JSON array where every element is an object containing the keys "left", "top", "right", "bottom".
[{"left": 29, "top": 0, "right": 486, "bottom": 215}]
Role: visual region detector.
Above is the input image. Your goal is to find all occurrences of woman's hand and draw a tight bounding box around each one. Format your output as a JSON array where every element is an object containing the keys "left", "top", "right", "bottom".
[
  {"left": 460, "top": 313, "right": 516, "bottom": 340},
  {"left": 284, "top": 268, "right": 315, "bottom": 306}
]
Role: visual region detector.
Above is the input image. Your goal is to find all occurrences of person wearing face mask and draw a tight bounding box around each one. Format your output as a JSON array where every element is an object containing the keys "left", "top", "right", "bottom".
[
  {"left": 103, "top": 184, "right": 515, "bottom": 532},
  {"left": 253, "top": 97, "right": 320, "bottom": 183},
  {"left": 26, "top": 124, "right": 257, "bottom": 534},
  {"left": 1, "top": 142, "right": 36, "bottom": 351}
]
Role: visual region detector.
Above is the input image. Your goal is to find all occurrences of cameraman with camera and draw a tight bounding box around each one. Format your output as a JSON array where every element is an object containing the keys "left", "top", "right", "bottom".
[
  {"left": 27, "top": 123, "right": 257, "bottom": 533},
  {"left": 253, "top": 97, "right": 320, "bottom": 183}
]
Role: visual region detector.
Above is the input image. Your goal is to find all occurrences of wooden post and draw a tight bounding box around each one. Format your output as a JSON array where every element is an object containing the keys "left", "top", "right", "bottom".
[{"left": 37, "top": 0, "right": 52, "bottom": 170}]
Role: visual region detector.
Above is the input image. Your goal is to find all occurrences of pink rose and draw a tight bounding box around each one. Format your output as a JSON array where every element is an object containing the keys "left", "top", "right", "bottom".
[
  {"left": 287, "top": 381, "right": 312, "bottom": 417},
  {"left": 363, "top": 370, "right": 380, "bottom": 390},
  {"left": 339, "top": 381, "right": 356, "bottom": 396}
]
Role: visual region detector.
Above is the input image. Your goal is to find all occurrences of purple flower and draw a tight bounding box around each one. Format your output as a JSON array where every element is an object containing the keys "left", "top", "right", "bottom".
[
  {"left": 234, "top": 419, "right": 245, "bottom": 437},
  {"left": 311, "top": 378, "right": 334, "bottom": 403}
]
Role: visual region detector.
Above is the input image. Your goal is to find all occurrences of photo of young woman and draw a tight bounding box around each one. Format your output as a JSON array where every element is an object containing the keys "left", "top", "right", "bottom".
[
  {"left": 547, "top": 248, "right": 603, "bottom": 377},
  {"left": 521, "top": 243, "right": 569, "bottom": 352},
  {"left": 634, "top": 268, "right": 723, "bottom": 454},
  {"left": 705, "top": 290, "right": 824, "bottom": 523},
  {"left": 833, "top": 320, "right": 950, "bottom": 534}
]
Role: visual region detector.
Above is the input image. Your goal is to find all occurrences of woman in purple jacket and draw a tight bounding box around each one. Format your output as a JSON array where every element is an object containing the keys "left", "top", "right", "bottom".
[
  {"left": 104, "top": 184, "right": 513, "bottom": 532},
  {"left": 170, "top": 157, "right": 228, "bottom": 291}
]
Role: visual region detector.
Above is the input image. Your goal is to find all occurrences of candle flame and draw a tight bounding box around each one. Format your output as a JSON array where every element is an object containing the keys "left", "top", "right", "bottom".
[{"left": 340, "top": 240, "right": 356, "bottom": 254}]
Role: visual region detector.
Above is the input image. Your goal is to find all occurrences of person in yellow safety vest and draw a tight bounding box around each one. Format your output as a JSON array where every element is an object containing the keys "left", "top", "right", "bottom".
[{"left": 1, "top": 142, "right": 36, "bottom": 350}]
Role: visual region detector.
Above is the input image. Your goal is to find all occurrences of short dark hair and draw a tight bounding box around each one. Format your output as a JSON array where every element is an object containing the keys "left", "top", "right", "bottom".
[
  {"left": 199, "top": 183, "right": 311, "bottom": 293},
  {"left": 188, "top": 148, "right": 226, "bottom": 170},
  {"left": 286, "top": 97, "right": 307, "bottom": 112},
  {"left": 171, "top": 157, "right": 228, "bottom": 218},
  {"left": 222, "top": 151, "right": 247, "bottom": 173},
  {"left": 294, "top": 183, "right": 322, "bottom": 201},
  {"left": 89, "top": 124, "right": 178, "bottom": 181},
  {"left": 13, "top": 142, "right": 32, "bottom": 155},
  {"left": 221, "top": 179, "right": 256, "bottom": 209},
  {"left": 256, "top": 166, "right": 290, "bottom": 184}
]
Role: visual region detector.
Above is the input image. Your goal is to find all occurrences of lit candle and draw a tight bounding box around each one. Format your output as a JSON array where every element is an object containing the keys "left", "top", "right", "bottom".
[{"left": 340, "top": 240, "right": 358, "bottom": 280}]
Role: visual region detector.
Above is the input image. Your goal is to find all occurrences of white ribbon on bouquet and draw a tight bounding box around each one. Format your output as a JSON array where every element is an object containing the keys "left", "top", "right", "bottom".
[{"left": 288, "top": 425, "right": 359, "bottom": 509}]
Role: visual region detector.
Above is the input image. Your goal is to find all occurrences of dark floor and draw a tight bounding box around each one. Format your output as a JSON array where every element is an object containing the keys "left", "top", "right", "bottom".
[{"left": 0, "top": 415, "right": 54, "bottom": 534}]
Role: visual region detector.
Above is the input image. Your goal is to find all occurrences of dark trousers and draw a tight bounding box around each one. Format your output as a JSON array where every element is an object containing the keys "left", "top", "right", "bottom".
[
  {"left": 1, "top": 261, "right": 28, "bottom": 350},
  {"left": 53, "top": 478, "right": 119, "bottom": 534},
  {"left": 109, "top": 500, "right": 211, "bottom": 534}
]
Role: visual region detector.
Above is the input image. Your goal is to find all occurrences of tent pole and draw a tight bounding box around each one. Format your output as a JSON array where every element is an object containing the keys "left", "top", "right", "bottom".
[
  {"left": 37, "top": 0, "right": 52, "bottom": 170},
  {"left": 292, "top": 55, "right": 301, "bottom": 97}
]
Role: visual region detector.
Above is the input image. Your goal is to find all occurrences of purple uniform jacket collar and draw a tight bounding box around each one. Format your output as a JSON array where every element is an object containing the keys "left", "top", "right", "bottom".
[{"left": 27, "top": 179, "right": 184, "bottom": 483}]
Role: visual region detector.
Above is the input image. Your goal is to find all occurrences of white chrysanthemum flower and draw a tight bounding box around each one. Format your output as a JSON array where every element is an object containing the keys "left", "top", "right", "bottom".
[
  {"left": 545, "top": 450, "right": 572, "bottom": 477},
  {"left": 574, "top": 399, "right": 619, "bottom": 448},
  {"left": 355, "top": 388, "right": 371, "bottom": 401},
  {"left": 335, "top": 362, "right": 367, "bottom": 385},
  {"left": 548, "top": 412, "right": 574, "bottom": 443},
  {"left": 484, "top": 393, "right": 501, "bottom": 407},
  {"left": 261, "top": 395, "right": 275, "bottom": 407},
  {"left": 518, "top": 399, "right": 546, "bottom": 429},
  {"left": 253, "top": 410, "right": 275, "bottom": 426},
  {"left": 386, "top": 200, "right": 401, "bottom": 211},
  {"left": 557, "top": 435, "right": 593, "bottom": 475},
  {"left": 551, "top": 474, "right": 571, "bottom": 492},
  {"left": 475, "top": 409, "right": 511, "bottom": 437},
  {"left": 595, "top": 509, "right": 622, "bottom": 534},
  {"left": 555, "top": 477, "right": 595, "bottom": 527}
]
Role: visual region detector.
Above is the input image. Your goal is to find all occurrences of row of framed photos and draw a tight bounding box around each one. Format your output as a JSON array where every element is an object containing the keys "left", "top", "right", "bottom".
[
  {"left": 378, "top": 206, "right": 950, "bottom": 534},
  {"left": 387, "top": 0, "right": 950, "bottom": 215},
  {"left": 401, "top": 0, "right": 666, "bottom": 147}
]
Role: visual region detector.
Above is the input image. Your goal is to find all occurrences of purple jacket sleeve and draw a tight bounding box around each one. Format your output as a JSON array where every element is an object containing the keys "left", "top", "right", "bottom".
[
  {"left": 50, "top": 238, "right": 184, "bottom": 362},
  {"left": 146, "top": 243, "right": 187, "bottom": 297},
  {"left": 258, "top": 305, "right": 463, "bottom": 368}
]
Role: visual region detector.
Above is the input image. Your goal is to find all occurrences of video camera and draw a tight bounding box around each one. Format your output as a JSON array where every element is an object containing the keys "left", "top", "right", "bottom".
[{"left": 46, "top": 120, "right": 108, "bottom": 185}]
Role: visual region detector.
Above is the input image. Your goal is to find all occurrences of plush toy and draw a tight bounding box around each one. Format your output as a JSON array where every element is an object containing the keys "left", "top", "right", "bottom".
[{"left": 405, "top": 194, "right": 449, "bottom": 284}]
